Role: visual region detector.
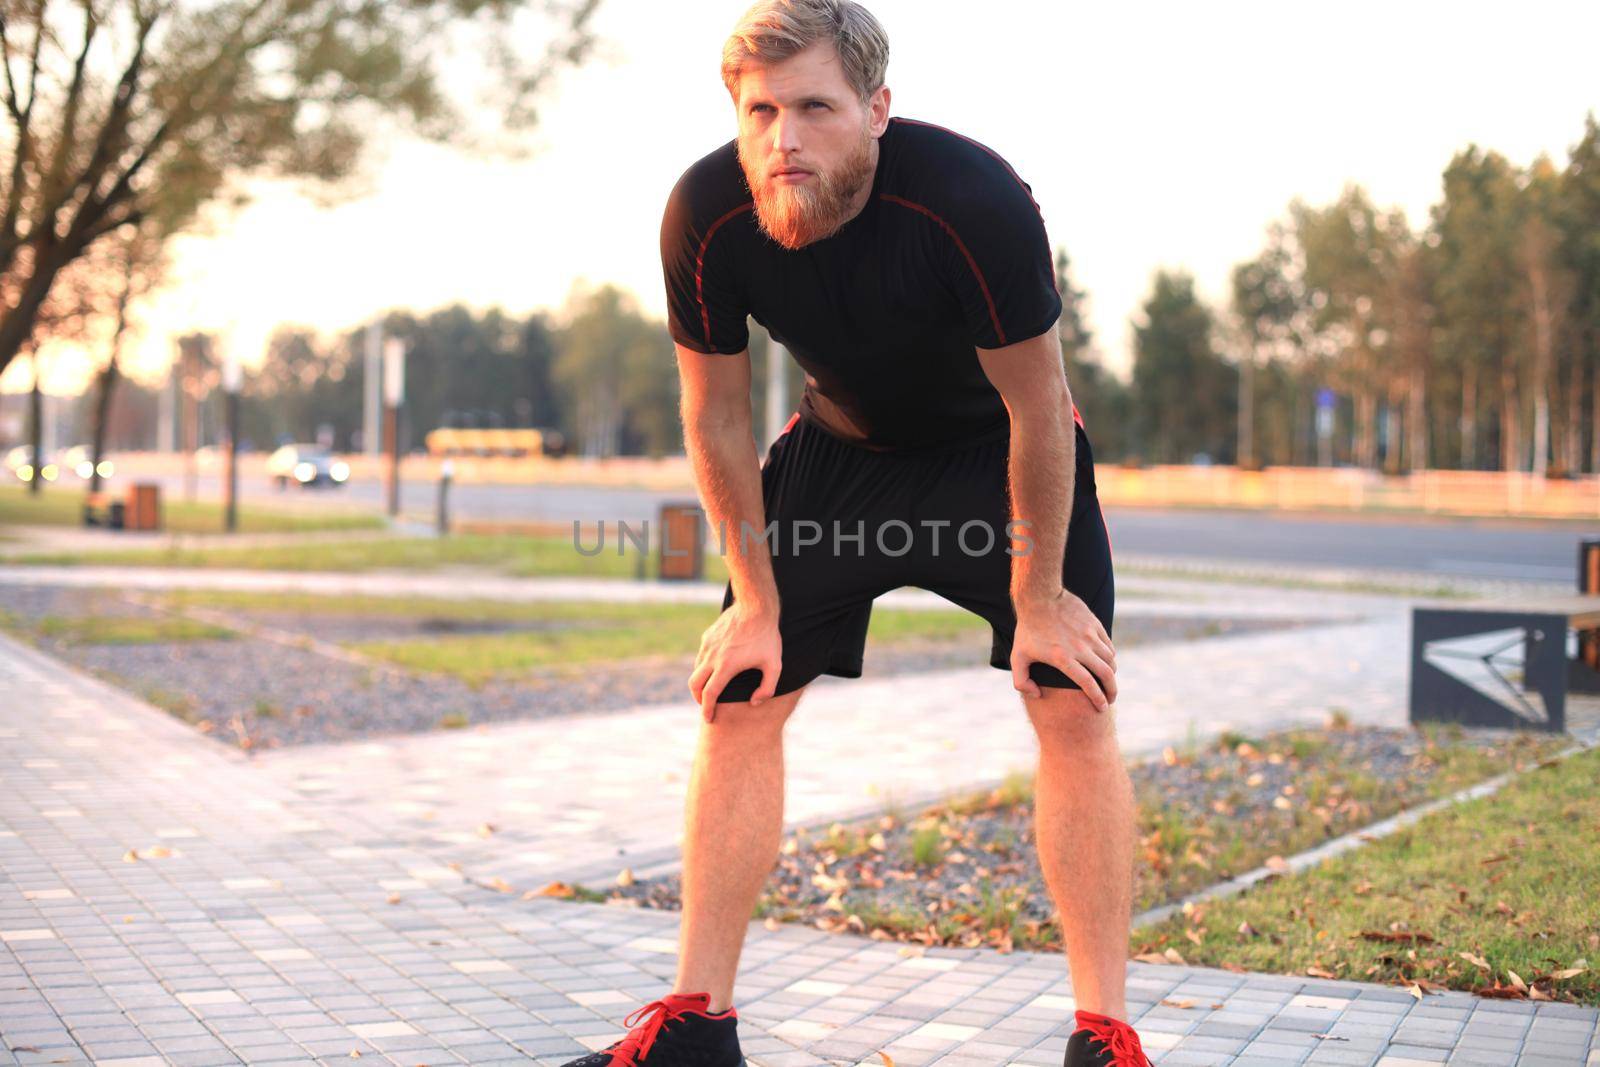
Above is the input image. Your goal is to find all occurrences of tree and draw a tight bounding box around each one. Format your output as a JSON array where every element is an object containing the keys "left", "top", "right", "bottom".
[
  {"left": 87, "top": 220, "right": 169, "bottom": 492},
  {"left": 553, "top": 284, "right": 678, "bottom": 458},
  {"left": 1432, "top": 147, "right": 1525, "bottom": 470},
  {"left": 1518, "top": 156, "right": 1577, "bottom": 477},
  {"left": 1048, "top": 246, "right": 1130, "bottom": 457},
  {"left": 0, "top": 0, "right": 601, "bottom": 380},
  {"left": 1557, "top": 113, "right": 1600, "bottom": 474},
  {"left": 1131, "top": 269, "right": 1236, "bottom": 464},
  {"left": 1293, "top": 185, "right": 1404, "bottom": 470},
  {"left": 1387, "top": 233, "right": 1436, "bottom": 473},
  {"left": 1229, "top": 220, "right": 1303, "bottom": 469},
  {"left": 1053, "top": 247, "right": 1092, "bottom": 365}
]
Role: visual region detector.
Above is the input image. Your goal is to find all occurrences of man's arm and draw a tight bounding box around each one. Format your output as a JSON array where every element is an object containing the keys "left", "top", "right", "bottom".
[
  {"left": 976, "top": 328, "right": 1117, "bottom": 706},
  {"left": 976, "top": 328, "right": 1074, "bottom": 603},
  {"left": 676, "top": 342, "right": 783, "bottom": 717}
]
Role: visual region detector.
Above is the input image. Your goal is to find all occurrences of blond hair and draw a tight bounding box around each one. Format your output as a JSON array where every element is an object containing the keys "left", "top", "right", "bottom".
[{"left": 721, "top": 0, "right": 890, "bottom": 103}]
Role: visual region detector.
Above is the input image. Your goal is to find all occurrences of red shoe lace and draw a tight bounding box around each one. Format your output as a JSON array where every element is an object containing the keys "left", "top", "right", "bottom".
[
  {"left": 605, "top": 992, "right": 719, "bottom": 1066},
  {"left": 1074, "top": 1010, "right": 1149, "bottom": 1066}
]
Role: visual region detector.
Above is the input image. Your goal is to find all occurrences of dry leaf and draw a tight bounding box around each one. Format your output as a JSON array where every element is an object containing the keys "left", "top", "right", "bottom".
[
  {"left": 1507, "top": 970, "right": 1528, "bottom": 992},
  {"left": 1547, "top": 968, "right": 1585, "bottom": 981},
  {"left": 877, "top": 1052, "right": 895, "bottom": 1066},
  {"left": 476, "top": 823, "right": 496, "bottom": 837},
  {"left": 1161, "top": 998, "right": 1196, "bottom": 1009},
  {"left": 1264, "top": 856, "right": 1290, "bottom": 874},
  {"left": 1359, "top": 930, "right": 1435, "bottom": 944},
  {"left": 1306, "top": 966, "right": 1336, "bottom": 979},
  {"left": 386, "top": 893, "right": 401, "bottom": 905},
  {"left": 616, "top": 868, "right": 635, "bottom": 887}
]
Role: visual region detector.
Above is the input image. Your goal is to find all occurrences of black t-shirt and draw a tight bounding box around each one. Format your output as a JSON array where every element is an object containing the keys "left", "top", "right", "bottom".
[{"left": 661, "top": 115, "right": 1069, "bottom": 454}]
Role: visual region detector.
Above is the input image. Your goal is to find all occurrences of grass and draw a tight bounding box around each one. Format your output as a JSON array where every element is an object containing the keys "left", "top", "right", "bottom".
[
  {"left": 1135, "top": 745, "right": 1600, "bottom": 1005},
  {"left": 0, "top": 484, "right": 384, "bottom": 534},
  {"left": 1125, "top": 725, "right": 1567, "bottom": 910},
  {"left": 146, "top": 589, "right": 987, "bottom": 685},
  {"left": 30, "top": 614, "right": 235, "bottom": 645},
  {"left": 14, "top": 530, "right": 731, "bottom": 581},
  {"left": 1114, "top": 559, "right": 1480, "bottom": 599}
]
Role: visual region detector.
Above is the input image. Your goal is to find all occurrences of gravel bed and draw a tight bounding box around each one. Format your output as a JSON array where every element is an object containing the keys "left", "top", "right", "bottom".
[{"left": 0, "top": 583, "right": 1320, "bottom": 751}]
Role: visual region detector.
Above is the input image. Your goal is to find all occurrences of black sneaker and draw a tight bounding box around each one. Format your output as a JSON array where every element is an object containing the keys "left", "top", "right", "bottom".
[
  {"left": 1063, "top": 1009, "right": 1151, "bottom": 1067},
  {"left": 559, "top": 991, "right": 743, "bottom": 1066}
]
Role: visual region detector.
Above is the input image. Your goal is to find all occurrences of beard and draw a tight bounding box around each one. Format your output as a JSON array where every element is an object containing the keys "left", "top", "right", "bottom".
[{"left": 738, "top": 123, "right": 876, "bottom": 250}]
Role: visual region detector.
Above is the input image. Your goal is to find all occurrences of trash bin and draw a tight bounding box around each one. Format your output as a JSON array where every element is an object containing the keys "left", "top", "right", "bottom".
[
  {"left": 125, "top": 483, "right": 162, "bottom": 531},
  {"left": 657, "top": 501, "right": 705, "bottom": 581},
  {"left": 82, "top": 492, "right": 107, "bottom": 527},
  {"left": 1579, "top": 538, "right": 1600, "bottom": 672}
]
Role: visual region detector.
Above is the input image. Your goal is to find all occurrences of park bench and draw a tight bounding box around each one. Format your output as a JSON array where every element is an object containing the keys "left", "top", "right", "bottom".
[{"left": 1410, "top": 548, "right": 1600, "bottom": 735}]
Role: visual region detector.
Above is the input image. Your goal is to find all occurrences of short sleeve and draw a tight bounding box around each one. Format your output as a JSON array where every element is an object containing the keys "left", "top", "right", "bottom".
[
  {"left": 938, "top": 166, "right": 1061, "bottom": 350},
  {"left": 660, "top": 170, "right": 751, "bottom": 355}
]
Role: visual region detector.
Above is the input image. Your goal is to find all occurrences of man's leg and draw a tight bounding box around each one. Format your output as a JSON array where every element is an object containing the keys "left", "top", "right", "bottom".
[
  {"left": 1025, "top": 686, "right": 1135, "bottom": 1020},
  {"left": 673, "top": 686, "right": 806, "bottom": 1012}
]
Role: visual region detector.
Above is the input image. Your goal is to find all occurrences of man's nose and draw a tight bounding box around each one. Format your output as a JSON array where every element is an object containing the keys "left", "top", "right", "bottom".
[{"left": 771, "top": 110, "right": 802, "bottom": 154}]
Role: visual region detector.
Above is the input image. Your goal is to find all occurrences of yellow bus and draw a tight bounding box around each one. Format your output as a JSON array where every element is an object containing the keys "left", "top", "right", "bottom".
[{"left": 424, "top": 427, "right": 566, "bottom": 458}]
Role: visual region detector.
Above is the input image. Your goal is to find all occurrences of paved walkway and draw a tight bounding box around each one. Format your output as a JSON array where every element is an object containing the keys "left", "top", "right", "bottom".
[
  {"left": 2, "top": 577, "right": 1597, "bottom": 1065},
  {"left": 0, "top": 559, "right": 1540, "bottom": 618}
]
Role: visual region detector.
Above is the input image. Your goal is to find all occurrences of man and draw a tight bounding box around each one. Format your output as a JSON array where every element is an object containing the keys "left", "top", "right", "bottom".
[{"left": 561, "top": 2, "right": 1144, "bottom": 1065}]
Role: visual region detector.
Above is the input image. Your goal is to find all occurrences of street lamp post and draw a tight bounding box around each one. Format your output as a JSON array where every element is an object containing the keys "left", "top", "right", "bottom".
[
  {"left": 383, "top": 337, "right": 406, "bottom": 518},
  {"left": 222, "top": 346, "right": 242, "bottom": 533}
]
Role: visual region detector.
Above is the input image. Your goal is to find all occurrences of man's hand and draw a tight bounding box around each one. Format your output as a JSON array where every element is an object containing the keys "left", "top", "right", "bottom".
[
  {"left": 688, "top": 600, "right": 783, "bottom": 723},
  {"left": 1010, "top": 587, "right": 1117, "bottom": 708}
]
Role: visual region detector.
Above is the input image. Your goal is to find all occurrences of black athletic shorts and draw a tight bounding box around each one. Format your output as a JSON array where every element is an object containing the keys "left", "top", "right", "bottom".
[{"left": 713, "top": 410, "right": 1115, "bottom": 703}]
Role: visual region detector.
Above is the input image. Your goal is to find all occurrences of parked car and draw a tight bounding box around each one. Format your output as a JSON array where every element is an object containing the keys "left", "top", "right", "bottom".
[
  {"left": 3, "top": 444, "right": 61, "bottom": 483},
  {"left": 266, "top": 444, "right": 350, "bottom": 489},
  {"left": 57, "top": 444, "right": 114, "bottom": 481}
]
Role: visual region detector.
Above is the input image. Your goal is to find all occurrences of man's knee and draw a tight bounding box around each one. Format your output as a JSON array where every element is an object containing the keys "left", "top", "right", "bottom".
[
  {"left": 1023, "top": 686, "right": 1117, "bottom": 751},
  {"left": 705, "top": 685, "right": 806, "bottom": 739}
]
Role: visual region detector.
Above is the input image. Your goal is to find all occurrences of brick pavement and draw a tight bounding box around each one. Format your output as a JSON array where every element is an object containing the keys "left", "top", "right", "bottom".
[{"left": 2, "top": 576, "right": 1596, "bottom": 1065}]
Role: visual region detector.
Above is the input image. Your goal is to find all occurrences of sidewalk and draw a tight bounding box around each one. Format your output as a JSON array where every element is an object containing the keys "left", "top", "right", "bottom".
[
  {"left": 0, "top": 558, "right": 1549, "bottom": 619},
  {"left": 2, "top": 588, "right": 1597, "bottom": 1064}
]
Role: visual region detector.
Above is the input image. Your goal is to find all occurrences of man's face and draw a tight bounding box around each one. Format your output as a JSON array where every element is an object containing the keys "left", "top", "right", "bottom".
[{"left": 734, "top": 41, "right": 889, "bottom": 250}]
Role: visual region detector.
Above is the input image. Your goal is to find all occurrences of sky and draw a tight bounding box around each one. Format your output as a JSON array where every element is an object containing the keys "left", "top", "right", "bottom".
[{"left": 5, "top": 0, "right": 1598, "bottom": 398}]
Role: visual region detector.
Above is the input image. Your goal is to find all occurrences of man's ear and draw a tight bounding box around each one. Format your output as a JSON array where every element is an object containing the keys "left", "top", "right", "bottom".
[{"left": 868, "top": 84, "right": 891, "bottom": 137}]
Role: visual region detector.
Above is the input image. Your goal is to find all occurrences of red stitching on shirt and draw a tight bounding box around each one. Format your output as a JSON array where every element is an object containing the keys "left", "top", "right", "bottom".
[
  {"left": 880, "top": 193, "right": 1007, "bottom": 346},
  {"left": 891, "top": 116, "right": 1057, "bottom": 283},
  {"left": 695, "top": 202, "right": 754, "bottom": 350}
]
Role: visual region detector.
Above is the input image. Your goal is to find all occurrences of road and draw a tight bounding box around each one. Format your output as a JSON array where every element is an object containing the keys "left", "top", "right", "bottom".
[{"left": 134, "top": 471, "right": 1588, "bottom": 585}]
